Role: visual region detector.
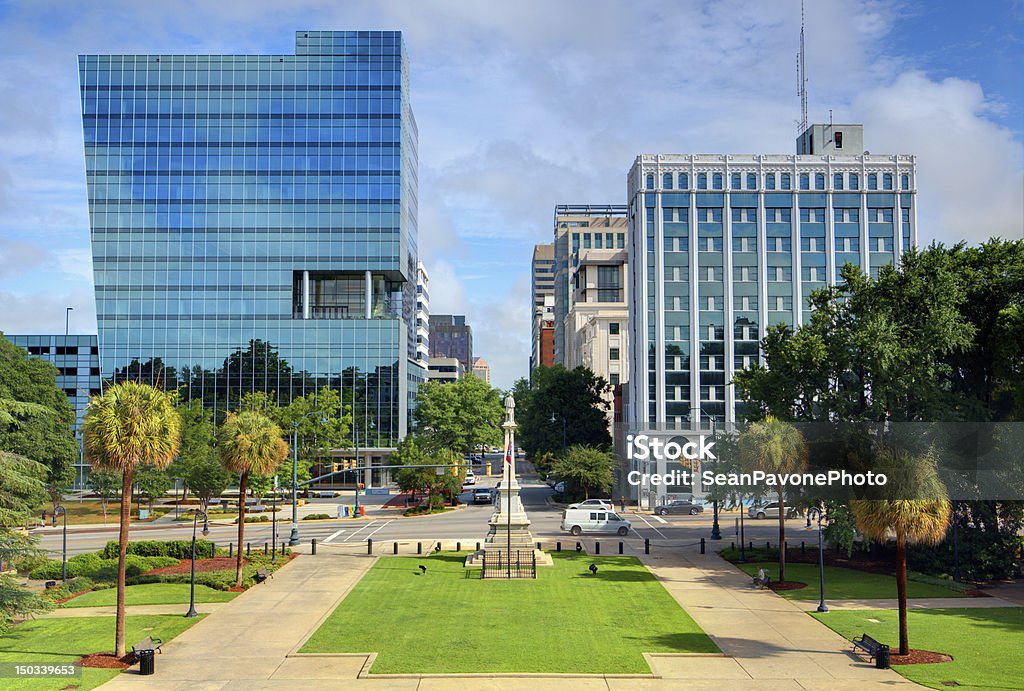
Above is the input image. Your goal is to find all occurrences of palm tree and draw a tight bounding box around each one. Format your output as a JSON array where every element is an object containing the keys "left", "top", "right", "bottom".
[
  {"left": 851, "top": 447, "right": 950, "bottom": 656},
  {"left": 738, "top": 416, "right": 808, "bottom": 583},
  {"left": 218, "top": 411, "right": 288, "bottom": 587},
  {"left": 82, "top": 382, "right": 180, "bottom": 658}
]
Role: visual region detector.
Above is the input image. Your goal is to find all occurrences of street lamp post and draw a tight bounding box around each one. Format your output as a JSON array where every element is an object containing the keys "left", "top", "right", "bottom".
[
  {"left": 952, "top": 502, "right": 964, "bottom": 583},
  {"left": 807, "top": 504, "right": 828, "bottom": 613},
  {"left": 708, "top": 416, "right": 721, "bottom": 540},
  {"left": 549, "top": 413, "right": 566, "bottom": 450},
  {"left": 290, "top": 411, "right": 326, "bottom": 546},
  {"left": 272, "top": 477, "right": 278, "bottom": 563},
  {"left": 65, "top": 307, "right": 73, "bottom": 336},
  {"left": 185, "top": 509, "right": 209, "bottom": 618},
  {"left": 173, "top": 478, "right": 181, "bottom": 519},
  {"left": 52, "top": 506, "right": 68, "bottom": 582}
]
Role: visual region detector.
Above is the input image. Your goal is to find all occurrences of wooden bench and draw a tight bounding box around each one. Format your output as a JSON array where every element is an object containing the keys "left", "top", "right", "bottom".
[
  {"left": 852, "top": 633, "right": 887, "bottom": 661},
  {"left": 131, "top": 636, "right": 163, "bottom": 657},
  {"left": 254, "top": 568, "right": 273, "bottom": 584}
]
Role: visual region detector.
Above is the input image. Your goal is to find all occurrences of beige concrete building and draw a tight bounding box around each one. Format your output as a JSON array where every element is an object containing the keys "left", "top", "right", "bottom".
[
  {"left": 427, "top": 356, "right": 463, "bottom": 383},
  {"left": 471, "top": 357, "right": 491, "bottom": 384}
]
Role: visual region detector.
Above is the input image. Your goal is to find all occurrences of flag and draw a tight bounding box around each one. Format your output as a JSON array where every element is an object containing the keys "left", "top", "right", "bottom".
[{"left": 504, "top": 440, "right": 512, "bottom": 465}]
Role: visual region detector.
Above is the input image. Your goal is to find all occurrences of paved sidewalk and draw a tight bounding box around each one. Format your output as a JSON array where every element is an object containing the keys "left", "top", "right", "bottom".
[{"left": 636, "top": 549, "right": 917, "bottom": 688}]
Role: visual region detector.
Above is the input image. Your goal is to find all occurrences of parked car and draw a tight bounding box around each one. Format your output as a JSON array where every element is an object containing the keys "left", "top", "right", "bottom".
[
  {"left": 317, "top": 490, "right": 340, "bottom": 498},
  {"left": 656, "top": 500, "right": 704, "bottom": 516},
  {"left": 561, "top": 508, "right": 630, "bottom": 536},
  {"left": 472, "top": 487, "right": 494, "bottom": 504},
  {"left": 463, "top": 471, "right": 477, "bottom": 486},
  {"left": 748, "top": 501, "right": 798, "bottom": 519},
  {"left": 568, "top": 498, "right": 614, "bottom": 511}
]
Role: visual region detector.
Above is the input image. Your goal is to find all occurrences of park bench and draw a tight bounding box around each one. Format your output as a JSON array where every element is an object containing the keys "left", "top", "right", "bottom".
[
  {"left": 254, "top": 568, "right": 273, "bottom": 584},
  {"left": 852, "top": 633, "right": 886, "bottom": 662},
  {"left": 752, "top": 571, "right": 772, "bottom": 589},
  {"left": 131, "top": 636, "right": 163, "bottom": 658}
]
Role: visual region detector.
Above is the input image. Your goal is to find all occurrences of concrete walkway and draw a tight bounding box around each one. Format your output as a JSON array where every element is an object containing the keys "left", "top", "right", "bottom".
[
  {"left": 97, "top": 545, "right": 924, "bottom": 690},
  {"left": 636, "top": 549, "right": 918, "bottom": 688}
]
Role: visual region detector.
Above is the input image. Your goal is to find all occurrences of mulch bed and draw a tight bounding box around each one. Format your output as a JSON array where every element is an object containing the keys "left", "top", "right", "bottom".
[
  {"left": 769, "top": 580, "right": 808, "bottom": 591},
  {"left": 890, "top": 649, "right": 953, "bottom": 665},
  {"left": 143, "top": 556, "right": 245, "bottom": 576},
  {"left": 79, "top": 653, "right": 133, "bottom": 669}
]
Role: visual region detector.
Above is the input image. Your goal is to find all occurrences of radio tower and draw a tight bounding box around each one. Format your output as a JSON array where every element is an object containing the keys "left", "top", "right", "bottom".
[{"left": 797, "top": 0, "right": 808, "bottom": 132}]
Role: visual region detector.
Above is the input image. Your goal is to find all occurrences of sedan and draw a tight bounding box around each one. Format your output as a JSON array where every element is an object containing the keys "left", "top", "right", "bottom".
[
  {"left": 472, "top": 487, "right": 495, "bottom": 504},
  {"left": 568, "top": 499, "right": 614, "bottom": 511},
  {"left": 748, "top": 502, "right": 799, "bottom": 519},
  {"left": 656, "top": 500, "right": 704, "bottom": 516}
]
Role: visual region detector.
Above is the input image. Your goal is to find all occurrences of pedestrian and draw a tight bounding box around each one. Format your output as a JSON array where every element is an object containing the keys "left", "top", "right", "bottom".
[{"left": 620, "top": 496, "right": 626, "bottom": 513}]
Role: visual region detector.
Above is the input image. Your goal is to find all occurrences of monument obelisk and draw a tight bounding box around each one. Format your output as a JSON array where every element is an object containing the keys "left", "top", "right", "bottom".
[{"left": 466, "top": 394, "right": 551, "bottom": 569}]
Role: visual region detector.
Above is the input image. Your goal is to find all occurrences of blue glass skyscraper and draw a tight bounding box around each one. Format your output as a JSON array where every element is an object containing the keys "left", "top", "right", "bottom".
[{"left": 79, "top": 31, "right": 419, "bottom": 446}]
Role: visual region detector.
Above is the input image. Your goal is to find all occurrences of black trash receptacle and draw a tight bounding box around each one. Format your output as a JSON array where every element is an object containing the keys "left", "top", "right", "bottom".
[
  {"left": 137, "top": 649, "right": 156, "bottom": 675},
  {"left": 876, "top": 645, "right": 890, "bottom": 669}
]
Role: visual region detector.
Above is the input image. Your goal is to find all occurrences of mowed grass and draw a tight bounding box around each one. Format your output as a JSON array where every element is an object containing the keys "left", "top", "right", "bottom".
[
  {"left": 64, "top": 583, "right": 239, "bottom": 608},
  {"left": 301, "top": 552, "right": 717, "bottom": 674},
  {"left": 735, "top": 562, "right": 966, "bottom": 600},
  {"left": 0, "top": 615, "right": 201, "bottom": 690},
  {"left": 813, "top": 607, "right": 1024, "bottom": 690}
]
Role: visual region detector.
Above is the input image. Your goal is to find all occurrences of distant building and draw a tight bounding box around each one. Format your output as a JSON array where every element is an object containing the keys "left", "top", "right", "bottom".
[
  {"left": 530, "top": 243, "right": 555, "bottom": 373},
  {"left": 429, "top": 314, "right": 473, "bottom": 371},
  {"left": 415, "top": 262, "right": 430, "bottom": 372},
  {"left": 428, "top": 356, "right": 464, "bottom": 383},
  {"left": 471, "top": 357, "right": 491, "bottom": 384},
  {"left": 5, "top": 334, "right": 101, "bottom": 488},
  {"left": 538, "top": 318, "right": 555, "bottom": 368}
]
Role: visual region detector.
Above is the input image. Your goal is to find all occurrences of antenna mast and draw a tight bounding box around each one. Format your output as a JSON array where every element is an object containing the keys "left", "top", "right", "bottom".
[{"left": 797, "top": 0, "right": 808, "bottom": 132}]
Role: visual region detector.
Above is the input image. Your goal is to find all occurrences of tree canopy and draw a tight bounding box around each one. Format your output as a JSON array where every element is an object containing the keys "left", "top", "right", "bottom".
[
  {"left": 413, "top": 376, "right": 503, "bottom": 454},
  {"left": 513, "top": 365, "right": 612, "bottom": 457}
]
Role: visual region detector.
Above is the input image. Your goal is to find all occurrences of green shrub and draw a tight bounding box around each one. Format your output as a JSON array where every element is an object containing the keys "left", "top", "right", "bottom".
[
  {"left": 235, "top": 515, "right": 270, "bottom": 524},
  {"left": 100, "top": 540, "right": 216, "bottom": 560},
  {"left": 302, "top": 513, "right": 331, "bottom": 520},
  {"left": 12, "top": 554, "right": 51, "bottom": 575},
  {"left": 29, "top": 553, "right": 179, "bottom": 582},
  {"left": 41, "top": 576, "right": 94, "bottom": 603}
]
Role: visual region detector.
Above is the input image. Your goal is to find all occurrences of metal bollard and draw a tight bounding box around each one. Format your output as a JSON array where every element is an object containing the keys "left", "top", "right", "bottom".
[
  {"left": 417, "top": 542, "right": 422, "bottom": 554},
  {"left": 435, "top": 542, "right": 442, "bottom": 552},
  {"left": 801, "top": 541, "right": 806, "bottom": 554},
  {"left": 456, "top": 541, "right": 461, "bottom": 551},
  {"left": 476, "top": 542, "right": 481, "bottom": 551},
  {"left": 229, "top": 543, "right": 233, "bottom": 558},
  {"left": 766, "top": 541, "right": 770, "bottom": 551},
  {"left": 644, "top": 538, "right": 650, "bottom": 554},
  {"left": 749, "top": 541, "right": 753, "bottom": 551},
  {"left": 784, "top": 541, "right": 788, "bottom": 553},
  {"left": 537, "top": 542, "right": 542, "bottom": 550},
  {"left": 211, "top": 542, "right": 216, "bottom": 555},
  {"left": 595, "top": 541, "right": 600, "bottom": 555},
  {"left": 618, "top": 541, "right": 624, "bottom": 555},
  {"left": 368, "top": 538, "right": 373, "bottom": 555},
  {"left": 246, "top": 542, "right": 251, "bottom": 557},
  {"left": 700, "top": 537, "right": 706, "bottom": 554},
  {"left": 731, "top": 541, "right": 735, "bottom": 550},
  {"left": 264, "top": 542, "right": 268, "bottom": 555},
  {"left": 280, "top": 542, "right": 285, "bottom": 555},
  {"left": 312, "top": 539, "right": 317, "bottom": 555},
  {"left": 556, "top": 541, "right": 561, "bottom": 551},
  {"left": 394, "top": 542, "right": 399, "bottom": 555}
]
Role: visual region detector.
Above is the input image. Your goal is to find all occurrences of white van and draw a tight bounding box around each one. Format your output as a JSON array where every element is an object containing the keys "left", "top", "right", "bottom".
[{"left": 561, "top": 508, "right": 631, "bottom": 536}]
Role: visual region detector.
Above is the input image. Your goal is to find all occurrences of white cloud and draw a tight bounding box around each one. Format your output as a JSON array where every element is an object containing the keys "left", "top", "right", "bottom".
[{"left": 0, "top": 289, "right": 95, "bottom": 335}]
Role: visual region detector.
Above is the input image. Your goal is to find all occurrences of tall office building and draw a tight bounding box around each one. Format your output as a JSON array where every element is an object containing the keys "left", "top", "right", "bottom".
[
  {"left": 79, "top": 31, "right": 420, "bottom": 456},
  {"left": 471, "top": 356, "right": 491, "bottom": 384},
  {"left": 5, "top": 334, "right": 101, "bottom": 487},
  {"left": 414, "top": 262, "right": 430, "bottom": 372},
  {"left": 552, "top": 206, "right": 628, "bottom": 366},
  {"left": 530, "top": 243, "right": 555, "bottom": 373},
  {"left": 428, "top": 314, "right": 473, "bottom": 371},
  {"left": 626, "top": 124, "right": 916, "bottom": 439}
]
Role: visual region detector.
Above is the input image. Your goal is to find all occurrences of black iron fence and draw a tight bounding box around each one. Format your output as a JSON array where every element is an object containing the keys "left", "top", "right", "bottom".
[{"left": 481, "top": 550, "right": 536, "bottom": 579}]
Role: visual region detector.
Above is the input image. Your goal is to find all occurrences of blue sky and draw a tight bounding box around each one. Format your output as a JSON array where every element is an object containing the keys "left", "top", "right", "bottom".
[{"left": 0, "top": 0, "right": 1021, "bottom": 390}]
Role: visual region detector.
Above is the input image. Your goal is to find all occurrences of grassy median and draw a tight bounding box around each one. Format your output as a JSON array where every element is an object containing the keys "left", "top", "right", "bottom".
[{"left": 301, "top": 551, "right": 717, "bottom": 674}]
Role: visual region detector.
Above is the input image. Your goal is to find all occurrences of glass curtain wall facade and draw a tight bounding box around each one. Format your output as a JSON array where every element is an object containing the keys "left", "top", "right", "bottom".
[
  {"left": 79, "top": 31, "right": 419, "bottom": 444},
  {"left": 626, "top": 150, "right": 917, "bottom": 434}
]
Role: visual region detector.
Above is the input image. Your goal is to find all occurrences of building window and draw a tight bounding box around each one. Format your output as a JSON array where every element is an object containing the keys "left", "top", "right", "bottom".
[
  {"left": 868, "top": 173, "right": 877, "bottom": 190},
  {"left": 901, "top": 174, "right": 909, "bottom": 190},
  {"left": 679, "top": 173, "right": 688, "bottom": 189},
  {"left": 609, "top": 347, "right": 620, "bottom": 361},
  {"left": 815, "top": 173, "right": 825, "bottom": 190},
  {"left": 799, "top": 173, "right": 809, "bottom": 190},
  {"left": 833, "top": 173, "right": 843, "bottom": 190},
  {"left": 834, "top": 131, "right": 843, "bottom": 149},
  {"left": 747, "top": 173, "right": 757, "bottom": 189},
  {"left": 697, "top": 173, "right": 707, "bottom": 189},
  {"left": 883, "top": 173, "right": 893, "bottom": 190},
  {"left": 712, "top": 173, "right": 723, "bottom": 190},
  {"left": 781, "top": 173, "right": 791, "bottom": 190},
  {"left": 765, "top": 173, "right": 776, "bottom": 190},
  {"left": 597, "top": 265, "right": 622, "bottom": 301},
  {"left": 646, "top": 174, "right": 655, "bottom": 190},
  {"left": 572, "top": 234, "right": 580, "bottom": 252},
  {"left": 582, "top": 234, "right": 591, "bottom": 249},
  {"left": 617, "top": 233, "right": 625, "bottom": 249},
  {"left": 731, "top": 173, "right": 741, "bottom": 189},
  {"left": 609, "top": 322, "right": 620, "bottom": 335},
  {"left": 849, "top": 173, "right": 859, "bottom": 190},
  {"left": 610, "top": 373, "right": 619, "bottom": 386},
  {"left": 663, "top": 173, "right": 673, "bottom": 189}
]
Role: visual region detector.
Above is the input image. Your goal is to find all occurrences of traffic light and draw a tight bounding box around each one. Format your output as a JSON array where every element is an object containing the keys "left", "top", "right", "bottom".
[
  {"left": 357, "top": 483, "right": 364, "bottom": 490},
  {"left": 332, "top": 462, "right": 340, "bottom": 473}
]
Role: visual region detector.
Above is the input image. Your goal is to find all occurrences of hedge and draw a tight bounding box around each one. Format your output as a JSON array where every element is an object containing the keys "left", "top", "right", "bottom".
[
  {"left": 100, "top": 539, "right": 216, "bottom": 560},
  {"left": 29, "top": 554, "right": 179, "bottom": 581}
]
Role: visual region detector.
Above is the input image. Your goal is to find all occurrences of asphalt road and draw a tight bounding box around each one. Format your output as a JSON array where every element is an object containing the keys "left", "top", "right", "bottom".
[{"left": 36, "top": 467, "right": 815, "bottom": 557}]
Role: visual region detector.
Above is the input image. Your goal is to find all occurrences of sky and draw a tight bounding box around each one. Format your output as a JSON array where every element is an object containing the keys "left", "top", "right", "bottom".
[{"left": 0, "top": 0, "right": 1021, "bottom": 390}]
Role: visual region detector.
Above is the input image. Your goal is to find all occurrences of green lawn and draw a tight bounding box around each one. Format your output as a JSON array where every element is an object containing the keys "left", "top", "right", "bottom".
[
  {"left": 0, "top": 615, "right": 201, "bottom": 690},
  {"left": 64, "top": 583, "right": 239, "bottom": 608},
  {"left": 301, "top": 552, "right": 718, "bottom": 674},
  {"left": 735, "top": 562, "right": 966, "bottom": 600},
  {"left": 813, "top": 607, "right": 1024, "bottom": 690}
]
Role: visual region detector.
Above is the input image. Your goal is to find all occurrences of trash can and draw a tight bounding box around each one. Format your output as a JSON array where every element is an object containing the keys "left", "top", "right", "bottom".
[
  {"left": 876, "top": 645, "right": 890, "bottom": 669},
  {"left": 358, "top": 506, "right": 365, "bottom": 517},
  {"left": 137, "top": 649, "right": 155, "bottom": 675},
  {"left": 139, "top": 509, "right": 150, "bottom": 520}
]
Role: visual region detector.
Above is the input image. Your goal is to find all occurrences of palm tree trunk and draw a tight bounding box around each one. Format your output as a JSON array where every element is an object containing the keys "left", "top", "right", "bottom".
[
  {"left": 115, "top": 467, "right": 134, "bottom": 658},
  {"left": 777, "top": 490, "right": 786, "bottom": 583},
  {"left": 235, "top": 471, "right": 247, "bottom": 588},
  {"left": 896, "top": 535, "right": 909, "bottom": 655}
]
